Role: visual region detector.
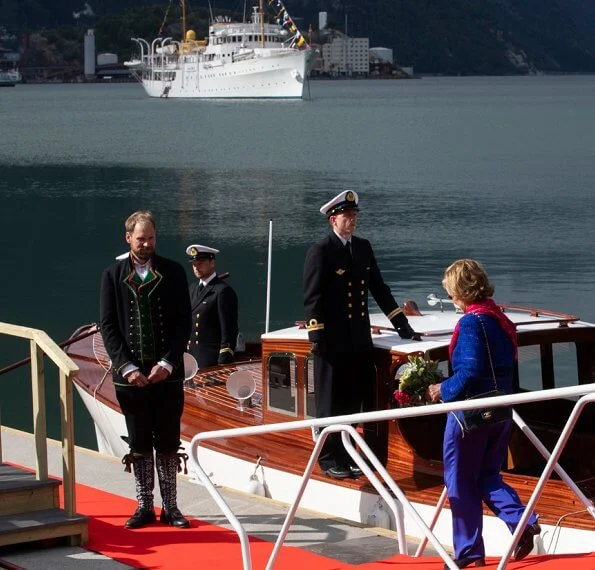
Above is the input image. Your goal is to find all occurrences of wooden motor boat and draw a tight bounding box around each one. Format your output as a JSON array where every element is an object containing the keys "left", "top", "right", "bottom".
[{"left": 65, "top": 297, "right": 595, "bottom": 556}]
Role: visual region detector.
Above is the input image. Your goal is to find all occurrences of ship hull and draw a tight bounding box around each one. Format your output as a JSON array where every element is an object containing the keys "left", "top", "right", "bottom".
[
  {"left": 139, "top": 50, "right": 307, "bottom": 99},
  {"left": 72, "top": 380, "right": 594, "bottom": 556},
  {"left": 66, "top": 306, "right": 595, "bottom": 558}
]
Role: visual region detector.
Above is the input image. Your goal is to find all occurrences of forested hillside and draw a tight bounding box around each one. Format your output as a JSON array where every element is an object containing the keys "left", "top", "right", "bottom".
[{"left": 1, "top": 0, "right": 595, "bottom": 74}]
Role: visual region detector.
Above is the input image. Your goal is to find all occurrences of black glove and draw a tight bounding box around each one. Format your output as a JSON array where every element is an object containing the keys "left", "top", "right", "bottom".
[
  {"left": 217, "top": 349, "right": 235, "bottom": 365},
  {"left": 391, "top": 312, "right": 422, "bottom": 341},
  {"left": 311, "top": 341, "right": 327, "bottom": 357}
]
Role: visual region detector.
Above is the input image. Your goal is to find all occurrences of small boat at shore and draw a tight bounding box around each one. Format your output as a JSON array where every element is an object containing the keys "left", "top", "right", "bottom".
[
  {"left": 66, "top": 296, "right": 595, "bottom": 558},
  {"left": 0, "top": 67, "right": 21, "bottom": 87},
  {"left": 124, "top": 1, "right": 310, "bottom": 99}
]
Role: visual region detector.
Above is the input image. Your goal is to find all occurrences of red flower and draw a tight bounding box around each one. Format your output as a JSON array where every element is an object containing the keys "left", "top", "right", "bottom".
[{"left": 393, "top": 390, "right": 411, "bottom": 407}]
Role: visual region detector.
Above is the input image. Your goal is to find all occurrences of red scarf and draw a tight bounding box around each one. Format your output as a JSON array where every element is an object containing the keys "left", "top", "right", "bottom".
[{"left": 449, "top": 298, "right": 518, "bottom": 359}]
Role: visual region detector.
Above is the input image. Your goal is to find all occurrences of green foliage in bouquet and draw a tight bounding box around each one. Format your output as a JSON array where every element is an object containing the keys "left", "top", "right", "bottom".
[{"left": 393, "top": 355, "right": 444, "bottom": 407}]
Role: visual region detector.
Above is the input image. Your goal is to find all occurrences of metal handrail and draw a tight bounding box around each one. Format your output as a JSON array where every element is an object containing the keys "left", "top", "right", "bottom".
[
  {"left": 0, "top": 322, "right": 80, "bottom": 516},
  {"left": 189, "top": 384, "right": 595, "bottom": 569},
  {"left": 414, "top": 397, "right": 595, "bottom": 565}
]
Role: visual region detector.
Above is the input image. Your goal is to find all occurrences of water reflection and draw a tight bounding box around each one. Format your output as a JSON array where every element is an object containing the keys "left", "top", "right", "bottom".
[{"left": 2, "top": 78, "right": 595, "bottom": 449}]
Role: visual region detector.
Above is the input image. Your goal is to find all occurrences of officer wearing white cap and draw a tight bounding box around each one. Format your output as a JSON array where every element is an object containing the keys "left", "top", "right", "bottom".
[
  {"left": 186, "top": 244, "right": 239, "bottom": 368},
  {"left": 303, "top": 191, "right": 421, "bottom": 480}
]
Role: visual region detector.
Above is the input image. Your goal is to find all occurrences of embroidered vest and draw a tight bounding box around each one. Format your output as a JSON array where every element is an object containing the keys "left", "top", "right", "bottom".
[{"left": 127, "top": 270, "right": 160, "bottom": 363}]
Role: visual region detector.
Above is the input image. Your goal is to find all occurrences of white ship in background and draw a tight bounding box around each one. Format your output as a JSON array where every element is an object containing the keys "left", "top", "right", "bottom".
[{"left": 125, "top": 0, "right": 311, "bottom": 99}]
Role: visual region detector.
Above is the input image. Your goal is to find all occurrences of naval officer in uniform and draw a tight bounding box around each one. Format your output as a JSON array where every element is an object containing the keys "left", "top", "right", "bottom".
[
  {"left": 186, "top": 244, "right": 239, "bottom": 368},
  {"left": 303, "top": 191, "right": 421, "bottom": 479}
]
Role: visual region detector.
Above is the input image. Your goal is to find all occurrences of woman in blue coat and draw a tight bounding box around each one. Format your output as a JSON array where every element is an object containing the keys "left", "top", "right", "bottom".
[{"left": 426, "top": 259, "right": 541, "bottom": 569}]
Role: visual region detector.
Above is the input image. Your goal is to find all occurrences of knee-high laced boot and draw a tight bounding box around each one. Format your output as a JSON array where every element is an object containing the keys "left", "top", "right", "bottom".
[
  {"left": 123, "top": 452, "right": 156, "bottom": 529},
  {"left": 156, "top": 452, "right": 190, "bottom": 528}
]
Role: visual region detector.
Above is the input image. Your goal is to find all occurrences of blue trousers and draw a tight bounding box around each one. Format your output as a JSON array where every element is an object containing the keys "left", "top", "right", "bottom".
[{"left": 443, "top": 415, "right": 537, "bottom": 560}]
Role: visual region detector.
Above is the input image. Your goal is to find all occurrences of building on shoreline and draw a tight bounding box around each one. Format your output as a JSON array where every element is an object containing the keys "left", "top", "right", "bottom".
[{"left": 312, "top": 31, "right": 412, "bottom": 79}]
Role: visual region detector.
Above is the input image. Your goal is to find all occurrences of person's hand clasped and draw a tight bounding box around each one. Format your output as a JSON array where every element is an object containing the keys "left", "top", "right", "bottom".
[
  {"left": 426, "top": 383, "right": 442, "bottom": 403},
  {"left": 148, "top": 364, "right": 170, "bottom": 384},
  {"left": 126, "top": 370, "right": 150, "bottom": 388}
]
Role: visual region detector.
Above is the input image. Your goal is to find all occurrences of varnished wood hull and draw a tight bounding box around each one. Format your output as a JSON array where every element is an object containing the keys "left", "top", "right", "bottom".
[{"left": 66, "top": 321, "right": 595, "bottom": 554}]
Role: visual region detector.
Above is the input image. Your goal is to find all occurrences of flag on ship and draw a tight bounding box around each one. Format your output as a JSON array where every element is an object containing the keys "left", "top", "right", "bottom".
[{"left": 269, "top": 0, "right": 308, "bottom": 47}]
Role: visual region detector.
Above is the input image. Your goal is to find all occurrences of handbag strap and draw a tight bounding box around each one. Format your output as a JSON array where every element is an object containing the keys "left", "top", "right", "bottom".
[{"left": 473, "top": 313, "right": 499, "bottom": 391}]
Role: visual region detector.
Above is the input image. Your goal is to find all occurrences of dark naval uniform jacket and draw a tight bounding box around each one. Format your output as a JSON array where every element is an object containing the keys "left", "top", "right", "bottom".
[
  {"left": 100, "top": 254, "right": 192, "bottom": 389},
  {"left": 303, "top": 232, "right": 405, "bottom": 469},
  {"left": 303, "top": 233, "right": 404, "bottom": 353},
  {"left": 188, "top": 275, "right": 239, "bottom": 368}
]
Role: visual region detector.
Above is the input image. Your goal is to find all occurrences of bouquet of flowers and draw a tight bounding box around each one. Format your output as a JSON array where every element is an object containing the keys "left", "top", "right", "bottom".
[{"left": 393, "top": 355, "right": 444, "bottom": 407}]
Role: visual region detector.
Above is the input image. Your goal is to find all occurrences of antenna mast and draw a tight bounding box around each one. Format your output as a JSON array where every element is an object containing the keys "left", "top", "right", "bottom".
[
  {"left": 181, "top": 0, "right": 187, "bottom": 39},
  {"left": 260, "top": 0, "right": 265, "bottom": 47}
]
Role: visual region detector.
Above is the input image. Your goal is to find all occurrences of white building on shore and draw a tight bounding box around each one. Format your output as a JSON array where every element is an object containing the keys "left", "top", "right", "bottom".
[{"left": 321, "top": 34, "right": 369, "bottom": 76}]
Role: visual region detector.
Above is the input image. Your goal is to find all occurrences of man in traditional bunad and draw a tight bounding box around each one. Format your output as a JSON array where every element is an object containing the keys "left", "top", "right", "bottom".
[
  {"left": 186, "top": 244, "right": 239, "bottom": 368},
  {"left": 100, "top": 210, "right": 192, "bottom": 529},
  {"left": 303, "top": 191, "right": 421, "bottom": 480}
]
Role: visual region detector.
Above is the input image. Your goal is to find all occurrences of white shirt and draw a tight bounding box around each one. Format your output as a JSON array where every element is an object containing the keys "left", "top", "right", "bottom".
[
  {"left": 333, "top": 230, "right": 351, "bottom": 247},
  {"left": 133, "top": 258, "right": 151, "bottom": 281},
  {"left": 199, "top": 272, "right": 217, "bottom": 288}
]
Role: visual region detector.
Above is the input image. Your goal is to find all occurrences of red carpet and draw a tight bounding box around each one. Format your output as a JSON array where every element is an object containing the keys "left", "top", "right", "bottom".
[
  {"left": 352, "top": 552, "right": 595, "bottom": 569},
  {"left": 74, "top": 483, "right": 343, "bottom": 569},
  {"left": 64, "top": 480, "right": 594, "bottom": 570}
]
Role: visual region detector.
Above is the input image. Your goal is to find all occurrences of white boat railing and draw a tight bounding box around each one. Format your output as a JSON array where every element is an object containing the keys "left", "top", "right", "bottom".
[{"left": 189, "top": 384, "right": 595, "bottom": 570}]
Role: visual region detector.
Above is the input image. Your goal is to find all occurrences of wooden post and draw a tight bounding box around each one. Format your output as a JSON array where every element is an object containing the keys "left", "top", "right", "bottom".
[
  {"left": 59, "top": 369, "right": 76, "bottom": 516},
  {"left": 30, "top": 340, "right": 48, "bottom": 480}
]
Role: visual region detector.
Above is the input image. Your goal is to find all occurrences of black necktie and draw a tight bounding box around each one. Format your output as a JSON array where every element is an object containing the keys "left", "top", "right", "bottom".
[
  {"left": 345, "top": 241, "right": 352, "bottom": 257},
  {"left": 199, "top": 283, "right": 205, "bottom": 292}
]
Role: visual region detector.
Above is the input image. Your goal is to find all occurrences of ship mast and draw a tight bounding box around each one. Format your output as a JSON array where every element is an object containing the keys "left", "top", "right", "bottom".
[
  {"left": 181, "top": 0, "right": 187, "bottom": 40},
  {"left": 260, "top": 0, "right": 265, "bottom": 47}
]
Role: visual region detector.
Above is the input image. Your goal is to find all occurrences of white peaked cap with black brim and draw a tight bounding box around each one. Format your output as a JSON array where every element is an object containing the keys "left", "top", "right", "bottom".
[
  {"left": 186, "top": 244, "right": 220, "bottom": 262},
  {"left": 319, "top": 190, "right": 359, "bottom": 217}
]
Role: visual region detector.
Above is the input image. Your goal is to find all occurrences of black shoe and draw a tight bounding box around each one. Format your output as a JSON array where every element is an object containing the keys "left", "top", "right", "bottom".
[
  {"left": 444, "top": 556, "right": 485, "bottom": 569},
  {"left": 348, "top": 464, "right": 363, "bottom": 478},
  {"left": 322, "top": 465, "right": 351, "bottom": 479},
  {"left": 514, "top": 522, "right": 541, "bottom": 561},
  {"left": 125, "top": 507, "right": 156, "bottom": 529},
  {"left": 160, "top": 507, "right": 191, "bottom": 528}
]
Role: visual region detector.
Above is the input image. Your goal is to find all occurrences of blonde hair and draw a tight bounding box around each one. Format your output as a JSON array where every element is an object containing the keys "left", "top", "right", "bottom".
[
  {"left": 125, "top": 210, "right": 156, "bottom": 233},
  {"left": 442, "top": 259, "right": 494, "bottom": 304}
]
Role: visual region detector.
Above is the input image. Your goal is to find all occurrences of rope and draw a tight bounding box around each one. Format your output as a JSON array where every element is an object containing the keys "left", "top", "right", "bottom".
[{"left": 158, "top": 0, "right": 173, "bottom": 36}]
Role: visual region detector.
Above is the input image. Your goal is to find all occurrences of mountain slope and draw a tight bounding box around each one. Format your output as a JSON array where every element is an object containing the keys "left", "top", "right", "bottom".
[{"left": 2, "top": 0, "right": 595, "bottom": 74}]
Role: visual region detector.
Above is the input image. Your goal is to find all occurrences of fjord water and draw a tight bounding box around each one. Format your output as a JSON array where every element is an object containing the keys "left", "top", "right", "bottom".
[{"left": 1, "top": 76, "right": 595, "bottom": 449}]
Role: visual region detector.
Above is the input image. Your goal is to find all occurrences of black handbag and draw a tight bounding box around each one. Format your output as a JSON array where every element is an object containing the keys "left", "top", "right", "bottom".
[{"left": 462, "top": 315, "right": 512, "bottom": 431}]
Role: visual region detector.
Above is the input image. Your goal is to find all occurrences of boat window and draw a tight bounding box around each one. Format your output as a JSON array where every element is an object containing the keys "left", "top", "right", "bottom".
[
  {"left": 266, "top": 352, "right": 297, "bottom": 416},
  {"left": 552, "top": 342, "right": 578, "bottom": 388},
  {"left": 304, "top": 356, "right": 316, "bottom": 418},
  {"left": 517, "top": 342, "right": 578, "bottom": 391},
  {"left": 436, "top": 359, "right": 449, "bottom": 379},
  {"left": 517, "top": 345, "right": 542, "bottom": 391}
]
